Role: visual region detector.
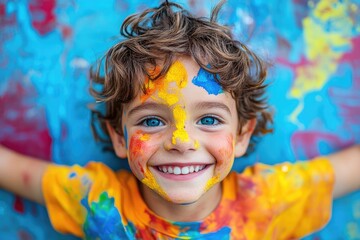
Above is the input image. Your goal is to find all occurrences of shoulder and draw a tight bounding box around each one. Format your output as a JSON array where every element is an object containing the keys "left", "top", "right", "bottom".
[
  {"left": 226, "top": 158, "right": 334, "bottom": 198},
  {"left": 238, "top": 157, "right": 333, "bottom": 182},
  {"left": 43, "top": 162, "right": 135, "bottom": 196}
]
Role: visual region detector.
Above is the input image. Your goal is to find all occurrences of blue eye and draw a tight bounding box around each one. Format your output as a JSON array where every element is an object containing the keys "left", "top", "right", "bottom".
[
  {"left": 198, "top": 116, "right": 219, "bottom": 125},
  {"left": 141, "top": 117, "right": 164, "bottom": 127}
]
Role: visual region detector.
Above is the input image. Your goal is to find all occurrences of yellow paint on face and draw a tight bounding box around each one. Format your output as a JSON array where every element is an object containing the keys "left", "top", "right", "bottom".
[
  {"left": 171, "top": 105, "right": 189, "bottom": 144},
  {"left": 142, "top": 61, "right": 190, "bottom": 145},
  {"left": 140, "top": 134, "right": 150, "bottom": 141},
  {"left": 204, "top": 175, "right": 220, "bottom": 192},
  {"left": 139, "top": 61, "right": 195, "bottom": 199},
  {"left": 194, "top": 140, "right": 200, "bottom": 150},
  {"left": 141, "top": 169, "right": 170, "bottom": 201}
]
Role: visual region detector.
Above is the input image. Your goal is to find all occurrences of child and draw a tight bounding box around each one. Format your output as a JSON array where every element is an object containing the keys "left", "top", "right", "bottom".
[{"left": 0, "top": 0, "right": 359, "bottom": 239}]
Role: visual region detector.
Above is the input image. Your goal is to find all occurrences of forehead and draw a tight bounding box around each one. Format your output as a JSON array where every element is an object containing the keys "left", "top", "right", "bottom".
[
  {"left": 123, "top": 58, "right": 238, "bottom": 126},
  {"left": 141, "top": 58, "right": 223, "bottom": 101}
]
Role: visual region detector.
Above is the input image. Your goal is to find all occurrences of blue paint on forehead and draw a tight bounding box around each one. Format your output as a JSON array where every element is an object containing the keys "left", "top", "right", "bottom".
[{"left": 192, "top": 67, "right": 223, "bottom": 95}]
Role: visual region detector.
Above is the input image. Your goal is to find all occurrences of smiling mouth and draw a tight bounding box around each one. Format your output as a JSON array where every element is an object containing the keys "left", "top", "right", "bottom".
[{"left": 156, "top": 165, "right": 207, "bottom": 175}]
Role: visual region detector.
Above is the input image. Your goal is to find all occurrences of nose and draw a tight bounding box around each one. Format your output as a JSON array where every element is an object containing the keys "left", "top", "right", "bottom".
[{"left": 164, "top": 130, "right": 198, "bottom": 153}]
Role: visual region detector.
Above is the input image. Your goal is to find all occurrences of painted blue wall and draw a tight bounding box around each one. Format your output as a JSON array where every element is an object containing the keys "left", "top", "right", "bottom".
[{"left": 0, "top": 0, "right": 359, "bottom": 239}]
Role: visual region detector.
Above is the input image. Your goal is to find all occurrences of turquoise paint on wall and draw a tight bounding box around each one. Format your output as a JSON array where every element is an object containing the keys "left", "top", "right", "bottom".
[{"left": 0, "top": 0, "right": 359, "bottom": 239}]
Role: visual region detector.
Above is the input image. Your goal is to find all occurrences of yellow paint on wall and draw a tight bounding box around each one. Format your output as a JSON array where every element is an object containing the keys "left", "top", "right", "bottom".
[
  {"left": 289, "top": 0, "right": 359, "bottom": 122},
  {"left": 290, "top": 0, "right": 352, "bottom": 99},
  {"left": 347, "top": 222, "right": 360, "bottom": 239}
]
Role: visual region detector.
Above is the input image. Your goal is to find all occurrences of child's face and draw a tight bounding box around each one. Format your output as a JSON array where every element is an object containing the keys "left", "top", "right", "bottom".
[{"left": 108, "top": 56, "right": 254, "bottom": 204}]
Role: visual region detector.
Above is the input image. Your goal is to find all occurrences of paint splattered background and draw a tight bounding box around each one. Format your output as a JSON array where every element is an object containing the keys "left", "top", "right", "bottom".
[{"left": 0, "top": 0, "right": 359, "bottom": 239}]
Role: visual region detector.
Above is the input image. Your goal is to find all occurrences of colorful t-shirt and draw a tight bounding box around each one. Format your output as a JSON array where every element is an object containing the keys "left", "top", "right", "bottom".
[{"left": 42, "top": 157, "right": 334, "bottom": 240}]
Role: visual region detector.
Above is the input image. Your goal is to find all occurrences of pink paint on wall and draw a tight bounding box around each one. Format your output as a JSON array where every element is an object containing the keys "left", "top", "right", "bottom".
[
  {"left": 0, "top": 81, "right": 52, "bottom": 161},
  {"left": 291, "top": 131, "right": 353, "bottom": 159},
  {"left": 28, "top": 0, "right": 57, "bottom": 35}
]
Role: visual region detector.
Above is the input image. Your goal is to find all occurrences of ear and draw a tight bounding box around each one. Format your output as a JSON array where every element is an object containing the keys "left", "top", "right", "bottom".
[
  {"left": 106, "top": 121, "right": 128, "bottom": 158},
  {"left": 234, "top": 118, "right": 256, "bottom": 157}
]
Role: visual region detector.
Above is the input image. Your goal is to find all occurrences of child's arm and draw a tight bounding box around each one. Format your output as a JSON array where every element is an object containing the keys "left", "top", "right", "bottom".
[
  {"left": 328, "top": 144, "right": 360, "bottom": 198},
  {"left": 0, "top": 145, "right": 49, "bottom": 204}
]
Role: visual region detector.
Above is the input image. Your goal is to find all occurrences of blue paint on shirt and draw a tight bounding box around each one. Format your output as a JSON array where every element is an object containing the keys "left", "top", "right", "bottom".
[
  {"left": 69, "top": 172, "right": 77, "bottom": 178},
  {"left": 81, "top": 192, "right": 128, "bottom": 239}
]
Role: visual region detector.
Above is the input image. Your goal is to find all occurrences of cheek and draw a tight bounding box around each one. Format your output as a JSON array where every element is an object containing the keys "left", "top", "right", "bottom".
[
  {"left": 128, "top": 131, "right": 158, "bottom": 178},
  {"left": 209, "top": 134, "right": 234, "bottom": 173}
]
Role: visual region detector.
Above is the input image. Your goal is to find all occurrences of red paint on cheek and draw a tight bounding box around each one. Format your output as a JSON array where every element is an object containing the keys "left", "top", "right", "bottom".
[
  {"left": 128, "top": 131, "right": 152, "bottom": 176},
  {"left": 129, "top": 131, "right": 149, "bottom": 159},
  {"left": 217, "top": 135, "right": 234, "bottom": 166},
  {"left": 138, "top": 162, "right": 145, "bottom": 174}
]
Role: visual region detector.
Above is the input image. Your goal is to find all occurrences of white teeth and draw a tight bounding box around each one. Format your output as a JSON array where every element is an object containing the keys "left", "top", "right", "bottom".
[
  {"left": 181, "top": 167, "right": 189, "bottom": 174},
  {"left": 157, "top": 165, "right": 206, "bottom": 175},
  {"left": 173, "top": 167, "right": 181, "bottom": 175}
]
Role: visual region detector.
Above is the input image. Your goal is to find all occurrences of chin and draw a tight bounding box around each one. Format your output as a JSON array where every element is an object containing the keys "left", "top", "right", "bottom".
[{"left": 164, "top": 192, "right": 203, "bottom": 205}]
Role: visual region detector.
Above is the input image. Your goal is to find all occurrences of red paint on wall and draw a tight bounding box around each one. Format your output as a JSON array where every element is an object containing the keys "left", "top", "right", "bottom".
[
  {"left": 28, "top": 0, "right": 57, "bottom": 35},
  {"left": 0, "top": 81, "right": 52, "bottom": 161},
  {"left": 0, "top": 3, "right": 5, "bottom": 16},
  {"left": 60, "top": 25, "right": 72, "bottom": 39},
  {"left": 14, "top": 196, "right": 25, "bottom": 213},
  {"left": 291, "top": 131, "right": 353, "bottom": 159},
  {"left": 18, "top": 229, "right": 34, "bottom": 240},
  {"left": 340, "top": 36, "right": 360, "bottom": 88},
  {"left": 0, "top": 2, "right": 17, "bottom": 29},
  {"left": 0, "top": 81, "right": 52, "bottom": 214}
]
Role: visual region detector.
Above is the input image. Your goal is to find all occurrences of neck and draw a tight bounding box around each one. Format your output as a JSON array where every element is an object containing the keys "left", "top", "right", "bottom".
[{"left": 140, "top": 182, "right": 222, "bottom": 222}]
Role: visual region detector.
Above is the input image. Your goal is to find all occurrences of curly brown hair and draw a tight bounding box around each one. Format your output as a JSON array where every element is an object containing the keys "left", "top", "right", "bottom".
[{"left": 90, "top": 0, "right": 273, "bottom": 150}]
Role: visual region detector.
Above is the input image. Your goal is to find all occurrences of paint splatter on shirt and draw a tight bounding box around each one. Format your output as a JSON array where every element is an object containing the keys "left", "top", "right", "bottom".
[{"left": 42, "top": 158, "right": 334, "bottom": 239}]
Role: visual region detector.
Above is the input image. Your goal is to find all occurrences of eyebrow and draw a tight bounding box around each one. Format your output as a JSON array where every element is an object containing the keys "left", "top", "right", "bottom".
[
  {"left": 195, "top": 101, "right": 232, "bottom": 116},
  {"left": 127, "top": 102, "right": 168, "bottom": 117},
  {"left": 127, "top": 101, "right": 232, "bottom": 117}
]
